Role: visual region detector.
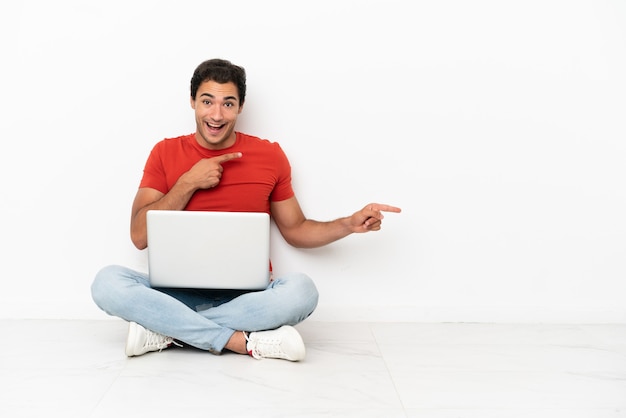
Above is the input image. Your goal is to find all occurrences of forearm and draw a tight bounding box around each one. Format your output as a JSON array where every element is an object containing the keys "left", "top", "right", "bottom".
[
  {"left": 276, "top": 202, "right": 401, "bottom": 249},
  {"left": 284, "top": 217, "right": 353, "bottom": 249},
  {"left": 130, "top": 181, "right": 197, "bottom": 249}
]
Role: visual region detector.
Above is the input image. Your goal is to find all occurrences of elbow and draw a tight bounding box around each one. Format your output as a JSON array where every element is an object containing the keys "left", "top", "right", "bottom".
[
  {"left": 130, "top": 231, "right": 147, "bottom": 250},
  {"left": 287, "top": 240, "right": 305, "bottom": 249},
  {"left": 282, "top": 235, "right": 301, "bottom": 248},
  {"left": 278, "top": 223, "right": 314, "bottom": 248},
  {"left": 134, "top": 241, "right": 147, "bottom": 251},
  {"left": 283, "top": 235, "right": 312, "bottom": 249}
]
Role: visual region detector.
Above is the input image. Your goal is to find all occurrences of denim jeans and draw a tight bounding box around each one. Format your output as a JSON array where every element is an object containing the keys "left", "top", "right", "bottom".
[{"left": 91, "top": 265, "right": 319, "bottom": 353}]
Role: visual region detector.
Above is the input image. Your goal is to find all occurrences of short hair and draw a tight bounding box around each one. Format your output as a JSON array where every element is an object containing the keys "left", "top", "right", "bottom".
[{"left": 190, "top": 59, "right": 246, "bottom": 105}]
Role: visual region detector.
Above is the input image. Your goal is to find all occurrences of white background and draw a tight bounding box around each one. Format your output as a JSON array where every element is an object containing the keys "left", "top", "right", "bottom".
[{"left": 1, "top": 0, "right": 624, "bottom": 322}]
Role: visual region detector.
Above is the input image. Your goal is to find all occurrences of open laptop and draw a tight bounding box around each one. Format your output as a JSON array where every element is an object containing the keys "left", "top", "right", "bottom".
[{"left": 146, "top": 210, "right": 271, "bottom": 290}]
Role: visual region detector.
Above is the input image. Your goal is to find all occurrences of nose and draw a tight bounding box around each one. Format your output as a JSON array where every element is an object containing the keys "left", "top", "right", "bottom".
[{"left": 208, "top": 104, "right": 223, "bottom": 121}]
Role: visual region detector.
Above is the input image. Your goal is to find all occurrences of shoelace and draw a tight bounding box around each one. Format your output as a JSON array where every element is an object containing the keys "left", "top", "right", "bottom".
[
  {"left": 246, "top": 332, "right": 284, "bottom": 359},
  {"left": 145, "top": 330, "right": 182, "bottom": 352}
]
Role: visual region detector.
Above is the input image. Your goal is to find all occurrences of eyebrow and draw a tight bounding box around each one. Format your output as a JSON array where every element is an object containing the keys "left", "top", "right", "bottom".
[{"left": 199, "top": 92, "right": 238, "bottom": 102}]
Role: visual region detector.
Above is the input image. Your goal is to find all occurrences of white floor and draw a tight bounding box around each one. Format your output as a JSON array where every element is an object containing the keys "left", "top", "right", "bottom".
[{"left": 0, "top": 320, "right": 625, "bottom": 417}]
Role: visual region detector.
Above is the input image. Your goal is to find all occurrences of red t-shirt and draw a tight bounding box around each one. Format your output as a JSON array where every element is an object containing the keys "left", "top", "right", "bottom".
[{"left": 139, "top": 132, "right": 295, "bottom": 213}]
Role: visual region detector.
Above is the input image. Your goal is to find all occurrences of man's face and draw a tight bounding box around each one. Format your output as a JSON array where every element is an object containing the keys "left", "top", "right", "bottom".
[{"left": 191, "top": 80, "right": 243, "bottom": 150}]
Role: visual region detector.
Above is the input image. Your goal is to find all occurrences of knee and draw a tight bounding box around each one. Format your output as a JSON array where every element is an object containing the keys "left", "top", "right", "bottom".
[
  {"left": 90, "top": 265, "right": 129, "bottom": 311},
  {"left": 299, "top": 273, "right": 319, "bottom": 311},
  {"left": 278, "top": 272, "right": 319, "bottom": 318}
]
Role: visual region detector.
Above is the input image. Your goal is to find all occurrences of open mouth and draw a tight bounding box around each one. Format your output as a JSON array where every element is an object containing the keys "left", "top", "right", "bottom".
[{"left": 206, "top": 122, "right": 225, "bottom": 133}]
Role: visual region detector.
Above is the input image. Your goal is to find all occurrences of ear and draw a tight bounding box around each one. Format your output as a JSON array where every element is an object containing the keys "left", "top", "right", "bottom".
[
  {"left": 238, "top": 102, "right": 244, "bottom": 114},
  {"left": 190, "top": 96, "right": 196, "bottom": 109}
]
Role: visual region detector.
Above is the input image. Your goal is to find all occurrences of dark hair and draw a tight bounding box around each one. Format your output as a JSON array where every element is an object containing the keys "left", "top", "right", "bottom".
[{"left": 190, "top": 59, "right": 246, "bottom": 105}]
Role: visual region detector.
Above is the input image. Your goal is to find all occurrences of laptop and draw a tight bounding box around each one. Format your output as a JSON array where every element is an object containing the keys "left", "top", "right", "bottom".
[{"left": 146, "top": 210, "right": 271, "bottom": 290}]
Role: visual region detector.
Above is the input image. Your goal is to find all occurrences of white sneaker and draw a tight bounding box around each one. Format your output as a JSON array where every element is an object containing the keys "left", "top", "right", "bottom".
[
  {"left": 246, "top": 325, "right": 306, "bottom": 361},
  {"left": 125, "top": 321, "right": 179, "bottom": 357}
]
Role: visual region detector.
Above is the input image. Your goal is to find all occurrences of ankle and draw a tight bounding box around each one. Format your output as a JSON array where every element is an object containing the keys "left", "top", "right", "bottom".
[{"left": 224, "top": 330, "right": 248, "bottom": 355}]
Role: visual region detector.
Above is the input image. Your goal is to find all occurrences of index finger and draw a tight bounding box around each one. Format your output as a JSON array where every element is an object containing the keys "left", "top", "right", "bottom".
[
  {"left": 368, "top": 203, "right": 402, "bottom": 213},
  {"left": 213, "top": 152, "right": 242, "bottom": 164}
]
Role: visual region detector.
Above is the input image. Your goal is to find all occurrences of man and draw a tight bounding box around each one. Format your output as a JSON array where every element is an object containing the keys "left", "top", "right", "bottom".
[{"left": 91, "top": 58, "right": 401, "bottom": 361}]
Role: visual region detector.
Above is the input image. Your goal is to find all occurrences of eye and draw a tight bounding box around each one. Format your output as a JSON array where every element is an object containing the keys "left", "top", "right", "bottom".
[
  {"left": 202, "top": 99, "right": 211, "bottom": 105},
  {"left": 224, "top": 102, "right": 234, "bottom": 108}
]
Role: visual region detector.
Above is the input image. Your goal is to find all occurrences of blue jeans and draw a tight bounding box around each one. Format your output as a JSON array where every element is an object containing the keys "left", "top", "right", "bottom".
[{"left": 91, "top": 265, "right": 319, "bottom": 353}]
